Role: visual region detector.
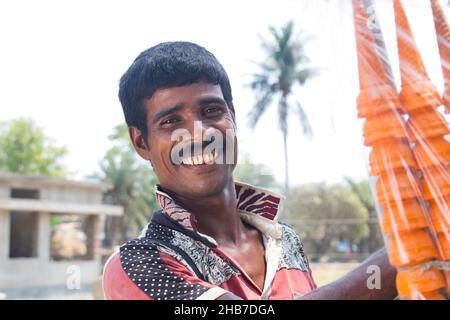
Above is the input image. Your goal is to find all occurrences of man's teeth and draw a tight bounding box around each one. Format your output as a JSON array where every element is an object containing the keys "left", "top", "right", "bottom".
[{"left": 181, "top": 152, "right": 217, "bottom": 165}]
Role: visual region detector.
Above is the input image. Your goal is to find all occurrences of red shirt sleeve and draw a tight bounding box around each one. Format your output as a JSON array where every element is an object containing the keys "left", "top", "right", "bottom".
[
  {"left": 103, "top": 245, "right": 230, "bottom": 300},
  {"left": 103, "top": 252, "right": 150, "bottom": 300}
]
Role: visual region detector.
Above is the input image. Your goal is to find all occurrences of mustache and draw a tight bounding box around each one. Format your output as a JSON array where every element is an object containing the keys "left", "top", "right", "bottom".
[{"left": 173, "top": 137, "right": 224, "bottom": 158}]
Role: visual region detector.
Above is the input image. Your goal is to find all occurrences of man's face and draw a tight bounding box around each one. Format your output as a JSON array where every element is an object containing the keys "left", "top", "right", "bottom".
[{"left": 140, "top": 82, "right": 237, "bottom": 200}]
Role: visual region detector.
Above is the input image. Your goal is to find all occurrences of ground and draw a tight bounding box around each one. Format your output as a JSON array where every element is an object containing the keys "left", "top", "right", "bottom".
[{"left": 310, "top": 262, "right": 359, "bottom": 287}]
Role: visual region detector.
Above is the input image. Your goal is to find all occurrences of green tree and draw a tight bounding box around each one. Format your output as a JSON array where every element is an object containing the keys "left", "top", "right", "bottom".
[
  {"left": 344, "top": 177, "right": 384, "bottom": 253},
  {"left": 288, "top": 183, "right": 369, "bottom": 262},
  {"left": 0, "top": 118, "right": 68, "bottom": 177},
  {"left": 248, "top": 21, "right": 318, "bottom": 197},
  {"left": 233, "top": 152, "right": 280, "bottom": 193},
  {"left": 93, "top": 124, "right": 158, "bottom": 246}
]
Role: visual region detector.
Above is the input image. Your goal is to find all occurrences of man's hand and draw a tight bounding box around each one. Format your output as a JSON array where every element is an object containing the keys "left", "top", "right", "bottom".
[{"left": 298, "top": 248, "right": 398, "bottom": 300}]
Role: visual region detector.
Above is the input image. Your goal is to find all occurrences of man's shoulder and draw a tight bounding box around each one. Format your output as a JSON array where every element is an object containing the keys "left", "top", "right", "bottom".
[
  {"left": 278, "top": 220, "right": 303, "bottom": 242},
  {"left": 102, "top": 250, "right": 151, "bottom": 300},
  {"left": 102, "top": 232, "right": 227, "bottom": 300},
  {"left": 101, "top": 219, "right": 177, "bottom": 300},
  {"left": 276, "top": 220, "right": 311, "bottom": 272}
]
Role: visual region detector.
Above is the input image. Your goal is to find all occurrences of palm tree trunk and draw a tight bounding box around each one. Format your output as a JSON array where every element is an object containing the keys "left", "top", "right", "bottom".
[
  {"left": 283, "top": 131, "right": 289, "bottom": 194},
  {"left": 278, "top": 96, "right": 290, "bottom": 218},
  {"left": 282, "top": 127, "right": 289, "bottom": 217}
]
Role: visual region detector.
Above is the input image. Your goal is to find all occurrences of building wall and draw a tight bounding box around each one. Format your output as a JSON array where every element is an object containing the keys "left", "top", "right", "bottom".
[
  {"left": 0, "top": 210, "right": 102, "bottom": 289},
  {"left": 40, "top": 186, "right": 102, "bottom": 204},
  {"left": 0, "top": 179, "right": 103, "bottom": 204},
  {"left": 0, "top": 175, "right": 122, "bottom": 296},
  {"left": 0, "top": 259, "right": 102, "bottom": 289}
]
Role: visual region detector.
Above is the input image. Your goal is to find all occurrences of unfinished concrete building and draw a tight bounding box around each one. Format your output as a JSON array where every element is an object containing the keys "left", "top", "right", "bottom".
[{"left": 0, "top": 172, "right": 123, "bottom": 298}]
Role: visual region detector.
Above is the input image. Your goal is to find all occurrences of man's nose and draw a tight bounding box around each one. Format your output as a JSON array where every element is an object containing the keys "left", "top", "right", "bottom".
[{"left": 186, "top": 120, "right": 214, "bottom": 143}]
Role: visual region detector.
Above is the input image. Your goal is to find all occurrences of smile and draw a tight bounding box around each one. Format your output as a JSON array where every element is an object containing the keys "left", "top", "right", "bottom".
[{"left": 180, "top": 150, "right": 219, "bottom": 166}]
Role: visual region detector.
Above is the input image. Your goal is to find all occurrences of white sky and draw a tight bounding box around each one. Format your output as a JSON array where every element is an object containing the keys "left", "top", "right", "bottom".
[{"left": 0, "top": 0, "right": 448, "bottom": 186}]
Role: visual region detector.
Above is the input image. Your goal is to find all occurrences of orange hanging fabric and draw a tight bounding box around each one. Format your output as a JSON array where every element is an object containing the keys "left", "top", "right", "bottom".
[
  {"left": 353, "top": 0, "right": 450, "bottom": 300},
  {"left": 394, "top": 0, "right": 450, "bottom": 296},
  {"left": 430, "top": 0, "right": 450, "bottom": 114}
]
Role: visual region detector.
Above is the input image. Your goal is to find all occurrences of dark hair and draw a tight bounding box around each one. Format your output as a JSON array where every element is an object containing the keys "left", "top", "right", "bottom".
[{"left": 118, "top": 41, "right": 233, "bottom": 139}]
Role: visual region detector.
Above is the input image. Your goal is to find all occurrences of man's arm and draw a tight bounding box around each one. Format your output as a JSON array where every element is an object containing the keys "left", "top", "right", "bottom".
[
  {"left": 217, "top": 248, "right": 397, "bottom": 300},
  {"left": 298, "top": 248, "right": 398, "bottom": 300}
]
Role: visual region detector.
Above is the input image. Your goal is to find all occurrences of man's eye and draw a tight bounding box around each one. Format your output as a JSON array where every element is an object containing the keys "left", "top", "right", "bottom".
[
  {"left": 160, "top": 118, "right": 180, "bottom": 126},
  {"left": 204, "top": 107, "right": 224, "bottom": 116}
]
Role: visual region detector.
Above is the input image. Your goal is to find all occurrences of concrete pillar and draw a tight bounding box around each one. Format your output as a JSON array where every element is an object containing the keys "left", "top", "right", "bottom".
[
  {"left": 0, "top": 210, "right": 10, "bottom": 263},
  {"left": 37, "top": 211, "right": 50, "bottom": 262},
  {"left": 0, "top": 186, "right": 9, "bottom": 198},
  {"left": 85, "top": 215, "right": 101, "bottom": 261}
]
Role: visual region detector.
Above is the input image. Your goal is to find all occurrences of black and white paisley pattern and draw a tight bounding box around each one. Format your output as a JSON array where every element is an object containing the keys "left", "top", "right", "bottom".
[
  {"left": 278, "top": 223, "right": 309, "bottom": 272},
  {"left": 169, "top": 230, "right": 240, "bottom": 285},
  {"left": 146, "top": 222, "right": 240, "bottom": 286}
]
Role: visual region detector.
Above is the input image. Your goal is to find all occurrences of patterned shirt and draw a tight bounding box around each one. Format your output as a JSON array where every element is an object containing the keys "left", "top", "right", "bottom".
[{"left": 103, "top": 182, "right": 316, "bottom": 300}]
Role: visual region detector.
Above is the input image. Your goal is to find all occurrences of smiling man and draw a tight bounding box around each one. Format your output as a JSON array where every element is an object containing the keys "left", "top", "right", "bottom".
[{"left": 102, "top": 41, "right": 397, "bottom": 300}]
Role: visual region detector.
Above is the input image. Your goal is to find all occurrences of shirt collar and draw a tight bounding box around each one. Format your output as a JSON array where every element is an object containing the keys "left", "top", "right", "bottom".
[{"left": 154, "top": 181, "right": 284, "bottom": 244}]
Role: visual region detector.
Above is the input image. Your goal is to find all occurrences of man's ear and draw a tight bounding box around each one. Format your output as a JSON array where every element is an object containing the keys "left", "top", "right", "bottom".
[{"left": 129, "top": 126, "right": 151, "bottom": 161}]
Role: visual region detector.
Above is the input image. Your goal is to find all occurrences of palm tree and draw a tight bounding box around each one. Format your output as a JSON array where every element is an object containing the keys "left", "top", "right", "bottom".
[
  {"left": 92, "top": 124, "right": 159, "bottom": 246},
  {"left": 248, "top": 20, "right": 317, "bottom": 200}
]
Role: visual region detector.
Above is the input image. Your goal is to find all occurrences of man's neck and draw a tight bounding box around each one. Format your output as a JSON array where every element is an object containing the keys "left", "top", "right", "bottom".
[{"left": 164, "top": 179, "right": 248, "bottom": 246}]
